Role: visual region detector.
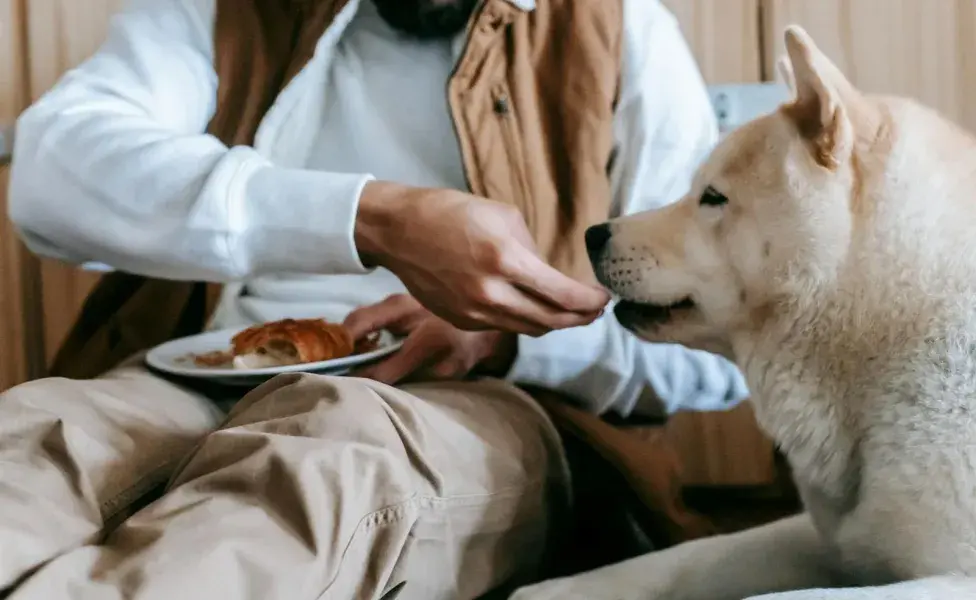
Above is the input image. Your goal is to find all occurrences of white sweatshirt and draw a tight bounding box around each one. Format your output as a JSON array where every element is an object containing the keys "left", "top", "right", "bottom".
[{"left": 8, "top": 0, "right": 750, "bottom": 417}]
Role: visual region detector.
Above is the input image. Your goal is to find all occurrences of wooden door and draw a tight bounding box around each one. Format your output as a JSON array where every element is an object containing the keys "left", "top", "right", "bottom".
[
  {"left": 660, "top": 0, "right": 778, "bottom": 487},
  {"left": 24, "top": 0, "right": 124, "bottom": 368}
]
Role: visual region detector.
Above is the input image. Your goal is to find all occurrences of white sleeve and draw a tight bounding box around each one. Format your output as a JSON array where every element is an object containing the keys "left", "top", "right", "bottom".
[
  {"left": 8, "top": 0, "right": 371, "bottom": 282},
  {"left": 506, "top": 0, "right": 749, "bottom": 417}
]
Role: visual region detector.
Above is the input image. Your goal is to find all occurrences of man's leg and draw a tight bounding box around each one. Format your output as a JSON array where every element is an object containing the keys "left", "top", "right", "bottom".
[
  {"left": 9, "top": 374, "right": 571, "bottom": 600},
  {"left": 0, "top": 366, "right": 224, "bottom": 589}
]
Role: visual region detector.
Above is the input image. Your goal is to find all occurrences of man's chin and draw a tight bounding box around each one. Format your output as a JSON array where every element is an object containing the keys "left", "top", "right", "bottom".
[{"left": 370, "top": 0, "right": 479, "bottom": 40}]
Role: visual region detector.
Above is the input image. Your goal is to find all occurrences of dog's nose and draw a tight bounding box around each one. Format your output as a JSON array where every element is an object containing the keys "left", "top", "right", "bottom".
[{"left": 585, "top": 223, "right": 612, "bottom": 261}]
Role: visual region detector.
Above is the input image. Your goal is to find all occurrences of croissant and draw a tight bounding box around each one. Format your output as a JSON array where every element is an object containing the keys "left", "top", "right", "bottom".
[{"left": 229, "top": 318, "right": 355, "bottom": 369}]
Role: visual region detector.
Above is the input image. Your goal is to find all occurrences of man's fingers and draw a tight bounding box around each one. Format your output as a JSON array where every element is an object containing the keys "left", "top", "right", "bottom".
[
  {"left": 343, "top": 294, "right": 422, "bottom": 340},
  {"left": 453, "top": 311, "right": 549, "bottom": 337},
  {"left": 474, "top": 279, "right": 604, "bottom": 335},
  {"left": 507, "top": 251, "right": 610, "bottom": 314},
  {"left": 424, "top": 297, "right": 548, "bottom": 337},
  {"left": 385, "top": 312, "right": 428, "bottom": 337},
  {"left": 417, "top": 355, "right": 467, "bottom": 381},
  {"left": 355, "top": 327, "right": 444, "bottom": 385}
]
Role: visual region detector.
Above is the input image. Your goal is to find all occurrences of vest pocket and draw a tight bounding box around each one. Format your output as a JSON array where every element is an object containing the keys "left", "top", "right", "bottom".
[{"left": 491, "top": 84, "right": 533, "bottom": 231}]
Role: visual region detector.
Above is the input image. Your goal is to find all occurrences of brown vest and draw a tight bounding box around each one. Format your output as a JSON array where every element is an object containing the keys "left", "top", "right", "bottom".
[{"left": 47, "top": 0, "right": 713, "bottom": 549}]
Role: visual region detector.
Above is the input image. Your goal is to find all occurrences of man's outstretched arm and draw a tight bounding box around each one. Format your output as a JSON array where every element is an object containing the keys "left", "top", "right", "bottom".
[{"left": 9, "top": 0, "right": 606, "bottom": 335}]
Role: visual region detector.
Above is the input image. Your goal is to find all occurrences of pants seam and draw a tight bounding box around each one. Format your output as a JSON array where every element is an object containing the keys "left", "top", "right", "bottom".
[
  {"left": 319, "top": 478, "right": 550, "bottom": 597},
  {"left": 98, "top": 455, "right": 182, "bottom": 522}
]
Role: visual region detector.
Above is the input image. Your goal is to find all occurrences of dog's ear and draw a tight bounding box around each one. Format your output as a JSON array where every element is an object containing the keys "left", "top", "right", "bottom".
[
  {"left": 776, "top": 55, "right": 795, "bottom": 97},
  {"left": 782, "top": 26, "right": 853, "bottom": 169}
]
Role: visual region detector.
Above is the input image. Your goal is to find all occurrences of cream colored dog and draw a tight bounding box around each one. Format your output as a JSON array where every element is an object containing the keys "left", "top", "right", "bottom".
[{"left": 511, "top": 25, "right": 976, "bottom": 600}]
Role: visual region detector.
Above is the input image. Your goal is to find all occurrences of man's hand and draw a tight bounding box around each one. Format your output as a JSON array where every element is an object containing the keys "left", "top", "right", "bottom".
[
  {"left": 343, "top": 294, "right": 517, "bottom": 385},
  {"left": 354, "top": 181, "right": 609, "bottom": 337}
]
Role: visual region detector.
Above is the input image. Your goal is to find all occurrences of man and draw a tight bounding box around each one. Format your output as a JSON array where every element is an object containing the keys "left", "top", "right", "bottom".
[{"left": 1, "top": 0, "right": 748, "bottom": 598}]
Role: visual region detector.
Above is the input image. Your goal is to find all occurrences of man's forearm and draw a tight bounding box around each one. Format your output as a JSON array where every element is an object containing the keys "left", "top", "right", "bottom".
[
  {"left": 9, "top": 103, "right": 373, "bottom": 282},
  {"left": 7, "top": 0, "right": 375, "bottom": 282}
]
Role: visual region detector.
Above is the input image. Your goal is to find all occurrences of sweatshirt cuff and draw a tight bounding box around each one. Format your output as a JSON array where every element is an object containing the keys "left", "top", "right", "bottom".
[{"left": 234, "top": 164, "right": 373, "bottom": 277}]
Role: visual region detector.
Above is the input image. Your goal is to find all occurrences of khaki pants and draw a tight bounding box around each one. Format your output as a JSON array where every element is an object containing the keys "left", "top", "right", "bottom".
[{"left": 0, "top": 366, "right": 570, "bottom": 599}]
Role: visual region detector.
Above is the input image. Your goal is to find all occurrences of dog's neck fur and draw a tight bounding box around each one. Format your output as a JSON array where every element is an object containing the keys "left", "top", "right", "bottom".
[{"left": 733, "top": 96, "right": 976, "bottom": 538}]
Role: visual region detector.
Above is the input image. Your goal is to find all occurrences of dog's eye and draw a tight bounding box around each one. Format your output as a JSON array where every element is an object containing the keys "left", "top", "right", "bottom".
[{"left": 700, "top": 186, "right": 728, "bottom": 207}]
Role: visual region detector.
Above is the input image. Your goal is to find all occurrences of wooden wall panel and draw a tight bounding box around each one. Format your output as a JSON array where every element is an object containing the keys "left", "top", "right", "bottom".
[
  {"left": 0, "top": 0, "right": 34, "bottom": 391},
  {"left": 662, "top": 0, "right": 764, "bottom": 83},
  {"left": 25, "top": 0, "right": 124, "bottom": 365},
  {"left": 762, "top": 0, "right": 976, "bottom": 131},
  {"left": 660, "top": 0, "right": 777, "bottom": 487}
]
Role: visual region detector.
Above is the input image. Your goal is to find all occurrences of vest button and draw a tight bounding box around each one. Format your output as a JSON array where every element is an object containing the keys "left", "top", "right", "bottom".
[{"left": 493, "top": 95, "right": 510, "bottom": 115}]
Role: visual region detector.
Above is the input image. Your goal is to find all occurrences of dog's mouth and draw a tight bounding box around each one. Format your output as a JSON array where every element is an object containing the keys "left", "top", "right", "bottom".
[{"left": 613, "top": 297, "right": 696, "bottom": 327}]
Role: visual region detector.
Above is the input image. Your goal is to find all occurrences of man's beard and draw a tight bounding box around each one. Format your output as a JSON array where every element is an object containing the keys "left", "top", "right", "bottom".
[{"left": 371, "top": 0, "right": 480, "bottom": 40}]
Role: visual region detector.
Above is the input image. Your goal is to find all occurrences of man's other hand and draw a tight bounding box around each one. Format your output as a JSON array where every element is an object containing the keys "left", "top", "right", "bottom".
[
  {"left": 354, "top": 181, "right": 609, "bottom": 337},
  {"left": 343, "top": 294, "right": 517, "bottom": 385}
]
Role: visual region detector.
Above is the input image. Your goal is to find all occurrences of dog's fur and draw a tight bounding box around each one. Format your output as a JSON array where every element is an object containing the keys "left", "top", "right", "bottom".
[{"left": 511, "top": 26, "right": 976, "bottom": 600}]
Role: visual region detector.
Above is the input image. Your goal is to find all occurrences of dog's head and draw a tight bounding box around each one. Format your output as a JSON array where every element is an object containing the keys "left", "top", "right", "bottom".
[{"left": 589, "top": 26, "right": 879, "bottom": 355}]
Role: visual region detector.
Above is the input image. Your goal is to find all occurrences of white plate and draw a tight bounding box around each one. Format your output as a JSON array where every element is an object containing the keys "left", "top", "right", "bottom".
[{"left": 145, "top": 327, "right": 403, "bottom": 387}]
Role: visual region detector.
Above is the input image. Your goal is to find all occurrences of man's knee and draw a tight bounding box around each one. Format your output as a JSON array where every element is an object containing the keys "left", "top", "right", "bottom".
[
  {"left": 237, "top": 374, "right": 567, "bottom": 500},
  {"left": 167, "top": 374, "right": 424, "bottom": 509},
  {"left": 224, "top": 374, "right": 555, "bottom": 454},
  {"left": 1, "top": 376, "right": 84, "bottom": 411},
  {"left": 205, "top": 374, "right": 567, "bottom": 499},
  {"left": 223, "top": 373, "right": 413, "bottom": 435}
]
